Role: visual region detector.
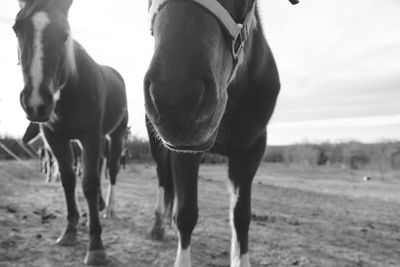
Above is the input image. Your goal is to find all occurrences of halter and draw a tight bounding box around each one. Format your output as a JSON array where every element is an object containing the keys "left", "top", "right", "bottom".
[{"left": 149, "top": 0, "right": 299, "bottom": 84}]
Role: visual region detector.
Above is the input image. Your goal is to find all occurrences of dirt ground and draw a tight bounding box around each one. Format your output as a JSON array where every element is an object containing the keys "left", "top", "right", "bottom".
[{"left": 1, "top": 160, "right": 400, "bottom": 267}]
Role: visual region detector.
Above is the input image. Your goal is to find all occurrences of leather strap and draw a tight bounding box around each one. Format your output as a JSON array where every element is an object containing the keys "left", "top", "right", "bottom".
[
  {"left": 149, "top": 0, "right": 256, "bottom": 84},
  {"left": 150, "top": 0, "right": 255, "bottom": 42},
  {"left": 149, "top": 0, "right": 298, "bottom": 83}
]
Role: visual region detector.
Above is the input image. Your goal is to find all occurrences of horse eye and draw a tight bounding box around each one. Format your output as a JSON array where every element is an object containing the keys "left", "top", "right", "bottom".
[
  {"left": 12, "top": 21, "right": 23, "bottom": 34},
  {"left": 13, "top": 19, "right": 21, "bottom": 31}
]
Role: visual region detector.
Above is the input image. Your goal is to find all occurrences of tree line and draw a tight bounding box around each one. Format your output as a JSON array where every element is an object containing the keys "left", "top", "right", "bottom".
[{"left": 1, "top": 136, "right": 400, "bottom": 173}]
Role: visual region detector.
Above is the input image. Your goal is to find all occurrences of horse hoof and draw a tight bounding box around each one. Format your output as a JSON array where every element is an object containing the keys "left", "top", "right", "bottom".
[
  {"left": 103, "top": 209, "right": 115, "bottom": 218},
  {"left": 56, "top": 232, "right": 78, "bottom": 246},
  {"left": 149, "top": 226, "right": 164, "bottom": 241},
  {"left": 84, "top": 249, "right": 107, "bottom": 266}
]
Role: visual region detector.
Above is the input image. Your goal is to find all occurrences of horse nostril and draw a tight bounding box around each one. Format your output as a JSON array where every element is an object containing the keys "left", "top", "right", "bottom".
[
  {"left": 26, "top": 105, "right": 34, "bottom": 115},
  {"left": 44, "top": 91, "right": 53, "bottom": 105},
  {"left": 146, "top": 81, "right": 161, "bottom": 118},
  {"left": 20, "top": 91, "right": 25, "bottom": 105},
  {"left": 36, "top": 103, "right": 48, "bottom": 117}
]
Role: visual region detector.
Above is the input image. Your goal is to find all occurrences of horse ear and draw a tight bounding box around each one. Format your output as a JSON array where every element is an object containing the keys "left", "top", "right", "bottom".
[
  {"left": 54, "top": 0, "right": 73, "bottom": 15},
  {"left": 18, "top": 0, "right": 28, "bottom": 9}
]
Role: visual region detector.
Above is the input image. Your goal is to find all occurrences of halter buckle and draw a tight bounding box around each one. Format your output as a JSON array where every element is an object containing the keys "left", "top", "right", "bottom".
[{"left": 231, "top": 24, "right": 246, "bottom": 61}]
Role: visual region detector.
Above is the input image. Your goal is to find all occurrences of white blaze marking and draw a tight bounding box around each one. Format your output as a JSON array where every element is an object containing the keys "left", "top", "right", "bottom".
[
  {"left": 228, "top": 181, "right": 251, "bottom": 267},
  {"left": 30, "top": 11, "right": 50, "bottom": 107},
  {"left": 175, "top": 233, "right": 192, "bottom": 267}
]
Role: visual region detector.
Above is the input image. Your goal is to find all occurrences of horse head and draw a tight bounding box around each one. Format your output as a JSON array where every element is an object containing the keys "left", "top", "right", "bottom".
[
  {"left": 145, "top": 0, "right": 257, "bottom": 152},
  {"left": 13, "top": 0, "right": 75, "bottom": 122}
]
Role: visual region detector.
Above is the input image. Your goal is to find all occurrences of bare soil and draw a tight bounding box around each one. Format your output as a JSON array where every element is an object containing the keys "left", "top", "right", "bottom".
[{"left": 1, "top": 160, "right": 400, "bottom": 267}]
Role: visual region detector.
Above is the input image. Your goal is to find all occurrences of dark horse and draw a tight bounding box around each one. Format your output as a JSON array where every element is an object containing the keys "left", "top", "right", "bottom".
[
  {"left": 23, "top": 122, "right": 83, "bottom": 181},
  {"left": 14, "top": 0, "right": 128, "bottom": 265},
  {"left": 145, "top": 0, "right": 298, "bottom": 266},
  {"left": 23, "top": 122, "right": 59, "bottom": 182}
]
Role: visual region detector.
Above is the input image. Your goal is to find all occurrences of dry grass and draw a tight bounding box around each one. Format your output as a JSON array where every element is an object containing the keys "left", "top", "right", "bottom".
[{"left": 1, "top": 160, "right": 400, "bottom": 266}]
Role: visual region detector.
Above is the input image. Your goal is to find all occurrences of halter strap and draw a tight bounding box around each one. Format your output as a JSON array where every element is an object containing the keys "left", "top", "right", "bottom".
[
  {"left": 150, "top": 0, "right": 255, "bottom": 41},
  {"left": 149, "top": 0, "right": 256, "bottom": 84},
  {"left": 149, "top": 0, "right": 298, "bottom": 84}
]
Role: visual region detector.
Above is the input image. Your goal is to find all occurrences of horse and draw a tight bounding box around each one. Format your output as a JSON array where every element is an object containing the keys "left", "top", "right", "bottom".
[
  {"left": 35, "top": 145, "right": 59, "bottom": 182},
  {"left": 40, "top": 145, "right": 59, "bottom": 182},
  {"left": 23, "top": 122, "right": 108, "bottom": 213},
  {"left": 99, "top": 136, "right": 111, "bottom": 181},
  {"left": 37, "top": 146, "right": 47, "bottom": 173},
  {"left": 120, "top": 126, "right": 132, "bottom": 171},
  {"left": 23, "top": 122, "right": 83, "bottom": 181},
  {"left": 100, "top": 126, "right": 131, "bottom": 176},
  {"left": 145, "top": 0, "right": 298, "bottom": 266},
  {"left": 69, "top": 139, "right": 83, "bottom": 179},
  {"left": 23, "top": 122, "right": 59, "bottom": 182},
  {"left": 119, "top": 147, "right": 131, "bottom": 171},
  {"left": 14, "top": 0, "right": 128, "bottom": 264}
]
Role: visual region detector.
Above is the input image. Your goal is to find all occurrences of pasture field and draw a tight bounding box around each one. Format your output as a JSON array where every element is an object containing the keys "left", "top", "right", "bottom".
[{"left": 1, "top": 160, "right": 400, "bottom": 267}]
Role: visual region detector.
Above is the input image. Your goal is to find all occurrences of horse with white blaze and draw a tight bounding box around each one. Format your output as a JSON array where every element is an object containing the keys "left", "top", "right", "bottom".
[{"left": 13, "top": 0, "right": 128, "bottom": 264}]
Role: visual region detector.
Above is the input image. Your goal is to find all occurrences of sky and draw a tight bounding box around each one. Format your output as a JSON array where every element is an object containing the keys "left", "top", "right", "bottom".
[{"left": 0, "top": 0, "right": 399, "bottom": 145}]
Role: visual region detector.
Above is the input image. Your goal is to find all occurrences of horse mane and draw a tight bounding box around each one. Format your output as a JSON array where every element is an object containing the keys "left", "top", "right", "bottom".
[
  {"left": 17, "top": 0, "right": 53, "bottom": 19},
  {"left": 65, "top": 33, "right": 77, "bottom": 78}
]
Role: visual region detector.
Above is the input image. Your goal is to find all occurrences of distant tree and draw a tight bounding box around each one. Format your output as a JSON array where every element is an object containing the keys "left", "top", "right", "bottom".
[
  {"left": 391, "top": 150, "right": 400, "bottom": 170},
  {"left": 264, "top": 146, "right": 284, "bottom": 163},
  {"left": 371, "top": 141, "right": 398, "bottom": 179}
]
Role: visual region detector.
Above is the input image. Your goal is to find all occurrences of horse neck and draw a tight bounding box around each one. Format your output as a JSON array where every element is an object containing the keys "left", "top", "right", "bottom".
[
  {"left": 60, "top": 38, "right": 78, "bottom": 87},
  {"left": 62, "top": 39, "right": 98, "bottom": 89}
]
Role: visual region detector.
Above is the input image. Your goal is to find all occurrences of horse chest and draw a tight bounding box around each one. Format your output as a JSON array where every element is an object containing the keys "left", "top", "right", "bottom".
[
  {"left": 47, "top": 100, "right": 99, "bottom": 138},
  {"left": 212, "top": 109, "right": 266, "bottom": 154}
]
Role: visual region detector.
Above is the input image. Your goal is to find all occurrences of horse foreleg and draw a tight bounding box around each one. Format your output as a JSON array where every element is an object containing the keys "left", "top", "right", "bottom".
[
  {"left": 171, "top": 152, "right": 201, "bottom": 267},
  {"left": 93, "top": 156, "right": 105, "bottom": 213},
  {"left": 76, "top": 156, "right": 83, "bottom": 179},
  {"left": 147, "top": 131, "right": 172, "bottom": 241},
  {"left": 149, "top": 160, "right": 170, "bottom": 240},
  {"left": 227, "top": 137, "right": 266, "bottom": 267},
  {"left": 42, "top": 128, "right": 79, "bottom": 246},
  {"left": 104, "top": 125, "right": 125, "bottom": 218},
  {"left": 52, "top": 158, "right": 60, "bottom": 182},
  {"left": 44, "top": 150, "right": 52, "bottom": 183},
  {"left": 81, "top": 134, "right": 107, "bottom": 265}
]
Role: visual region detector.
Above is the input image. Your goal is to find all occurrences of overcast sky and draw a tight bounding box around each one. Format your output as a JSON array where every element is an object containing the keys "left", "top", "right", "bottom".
[{"left": 0, "top": 0, "right": 399, "bottom": 145}]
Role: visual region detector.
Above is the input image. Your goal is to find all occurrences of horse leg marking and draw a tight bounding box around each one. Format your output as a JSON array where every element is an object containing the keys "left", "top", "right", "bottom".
[
  {"left": 150, "top": 187, "right": 165, "bottom": 240},
  {"left": 155, "top": 186, "right": 165, "bottom": 216},
  {"left": 52, "top": 158, "right": 60, "bottom": 182},
  {"left": 104, "top": 184, "right": 115, "bottom": 218},
  {"left": 175, "top": 233, "right": 192, "bottom": 267},
  {"left": 228, "top": 181, "right": 251, "bottom": 267}
]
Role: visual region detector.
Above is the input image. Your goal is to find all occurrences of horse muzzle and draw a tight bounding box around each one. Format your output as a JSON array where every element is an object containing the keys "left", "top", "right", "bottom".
[{"left": 20, "top": 86, "right": 55, "bottom": 122}]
